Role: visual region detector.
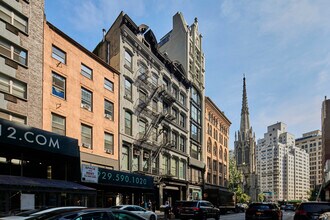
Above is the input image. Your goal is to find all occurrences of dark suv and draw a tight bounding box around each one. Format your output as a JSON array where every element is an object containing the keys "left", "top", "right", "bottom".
[
  {"left": 294, "top": 202, "right": 330, "bottom": 220},
  {"left": 245, "top": 203, "right": 282, "bottom": 220},
  {"left": 176, "top": 200, "right": 220, "bottom": 220}
]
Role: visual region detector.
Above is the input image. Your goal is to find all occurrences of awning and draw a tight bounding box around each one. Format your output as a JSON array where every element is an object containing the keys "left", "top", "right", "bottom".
[{"left": 0, "top": 175, "right": 96, "bottom": 193}]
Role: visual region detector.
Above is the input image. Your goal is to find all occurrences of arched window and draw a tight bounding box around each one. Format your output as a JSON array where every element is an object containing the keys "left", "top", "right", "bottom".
[
  {"left": 224, "top": 149, "right": 227, "bottom": 162},
  {"left": 219, "top": 146, "right": 223, "bottom": 159},
  {"left": 237, "top": 148, "right": 242, "bottom": 164},
  {"left": 213, "top": 142, "right": 218, "bottom": 156},
  {"left": 207, "top": 138, "right": 212, "bottom": 153},
  {"left": 244, "top": 147, "right": 250, "bottom": 164}
]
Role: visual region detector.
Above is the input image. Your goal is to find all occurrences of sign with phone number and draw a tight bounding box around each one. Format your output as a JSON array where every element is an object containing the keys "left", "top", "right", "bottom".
[{"left": 98, "top": 168, "right": 153, "bottom": 189}]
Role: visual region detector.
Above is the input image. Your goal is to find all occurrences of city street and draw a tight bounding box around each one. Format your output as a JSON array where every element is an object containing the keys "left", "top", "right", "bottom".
[
  {"left": 158, "top": 210, "right": 296, "bottom": 220},
  {"left": 219, "top": 211, "right": 295, "bottom": 220}
]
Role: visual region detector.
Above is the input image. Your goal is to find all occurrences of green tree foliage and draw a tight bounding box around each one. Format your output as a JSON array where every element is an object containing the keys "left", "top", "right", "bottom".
[
  {"left": 258, "top": 193, "right": 265, "bottom": 202},
  {"left": 228, "top": 157, "right": 251, "bottom": 203}
]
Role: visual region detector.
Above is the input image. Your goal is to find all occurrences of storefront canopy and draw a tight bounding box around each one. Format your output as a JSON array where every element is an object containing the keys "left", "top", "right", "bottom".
[{"left": 0, "top": 175, "right": 95, "bottom": 193}]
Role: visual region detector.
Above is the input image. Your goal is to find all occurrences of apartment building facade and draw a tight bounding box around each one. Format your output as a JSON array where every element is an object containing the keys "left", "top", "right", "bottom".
[
  {"left": 322, "top": 97, "right": 330, "bottom": 201},
  {"left": 94, "top": 12, "right": 191, "bottom": 207},
  {"left": 256, "top": 122, "right": 309, "bottom": 201},
  {"left": 203, "top": 97, "right": 231, "bottom": 199},
  {"left": 158, "top": 12, "right": 206, "bottom": 200},
  {"left": 0, "top": 1, "right": 97, "bottom": 214},
  {"left": 295, "top": 130, "right": 322, "bottom": 189}
]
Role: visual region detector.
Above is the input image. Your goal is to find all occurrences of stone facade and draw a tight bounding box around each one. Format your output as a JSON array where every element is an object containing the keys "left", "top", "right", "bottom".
[{"left": 0, "top": 0, "right": 44, "bottom": 127}]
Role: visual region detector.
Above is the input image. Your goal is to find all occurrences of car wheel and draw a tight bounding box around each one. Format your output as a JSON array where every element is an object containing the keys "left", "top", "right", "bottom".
[{"left": 149, "top": 215, "right": 156, "bottom": 220}]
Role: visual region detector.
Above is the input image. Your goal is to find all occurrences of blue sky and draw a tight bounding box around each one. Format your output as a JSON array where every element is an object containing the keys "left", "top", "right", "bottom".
[{"left": 45, "top": 0, "right": 330, "bottom": 149}]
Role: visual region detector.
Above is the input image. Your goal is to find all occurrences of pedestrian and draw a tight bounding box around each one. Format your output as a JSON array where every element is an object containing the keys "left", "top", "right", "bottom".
[
  {"left": 152, "top": 200, "right": 156, "bottom": 212},
  {"left": 148, "top": 200, "right": 152, "bottom": 210},
  {"left": 164, "top": 200, "right": 171, "bottom": 220}
]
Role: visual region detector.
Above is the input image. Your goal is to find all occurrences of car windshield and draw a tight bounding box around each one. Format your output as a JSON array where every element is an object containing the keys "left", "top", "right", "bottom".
[{"left": 301, "top": 204, "right": 330, "bottom": 213}]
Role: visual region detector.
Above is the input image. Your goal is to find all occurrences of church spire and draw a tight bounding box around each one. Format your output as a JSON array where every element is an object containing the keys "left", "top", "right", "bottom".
[{"left": 240, "top": 76, "right": 250, "bottom": 134}]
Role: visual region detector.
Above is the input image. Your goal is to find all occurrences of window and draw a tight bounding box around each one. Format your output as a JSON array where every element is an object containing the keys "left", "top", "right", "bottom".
[
  {"left": 213, "top": 143, "right": 218, "bottom": 155},
  {"left": 179, "top": 160, "right": 186, "bottom": 179},
  {"left": 151, "top": 72, "right": 158, "bottom": 86},
  {"left": 171, "top": 158, "right": 178, "bottom": 176},
  {"left": 81, "top": 124, "right": 92, "bottom": 149},
  {"left": 139, "top": 120, "right": 146, "bottom": 138},
  {"left": 0, "top": 72, "right": 27, "bottom": 99},
  {"left": 104, "top": 99, "right": 114, "bottom": 120},
  {"left": 172, "top": 108, "right": 178, "bottom": 124},
  {"left": 124, "top": 50, "right": 132, "bottom": 68},
  {"left": 132, "top": 150, "right": 140, "bottom": 171},
  {"left": 0, "top": 37, "right": 27, "bottom": 65},
  {"left": 162, "top": 155, "right": 169, "bottom": 175},
  {"left": 191, "top": 144, "right": 199, "bottom": 159},
  {"left": 191, "top": 123, "right": 201, "bottom": 142},
  {"left": 124, "top": 78, "right": 132, "bottom": 100},
  {"left": 207, "top": 138, "right": 211, "bottom": 153},
  {"left": 179, "top": 136, "right": 186, "bottom": 153},
  {"left": 0, "top": 4, "right": 28, "bottom": 33},
  {"left": 51, "top": 113, "right": 65, "bottom": 135},
  {"left": 179, "top": 93, "right": 186, "bottom": 106},
  {"left": 81, "top": 63, "right": 93, "bottom": 79},
  {"left": 191, "top": 87, "right": 201, "bottom": 105},
  {"left": 122, "top": 146, "right": 129, "bottom": 170},
  {"left": 52, "top": 45, "right": 66, "bottom": 64},
  {"left": 0, "top": 110, "right": 26, "bottom": 124},
  {"left": 191, "top": 105, "right": 201, "bottom": 124},
  {"left": 52, "top": 72, "right": 65, "bottom": 99},
  {"left": 152, "top": 99, "right": 158, "bottom": 112},
  {"left": 179, "top": 113, "right": 186, "bottom": 128},
  {"left": 172, "top": 132, "right": 178, "bottom": 149},
  {"left": 104, "top": 132, "right": 114, "bottom": 154},
  {"left": 125, "top": 111, "right": 132, "bottom": 136},
  {"left": 81, "top": 87, "right": 92, "bottom": 111},
  {"left": 139, "top": 90, "right": 147, "bottom": 102},
  {"left": 104, "top": 78, "right": 114, "bottom": 92},
  {"left": 172, "top": 86, "right": 179, "bottom": 99}
]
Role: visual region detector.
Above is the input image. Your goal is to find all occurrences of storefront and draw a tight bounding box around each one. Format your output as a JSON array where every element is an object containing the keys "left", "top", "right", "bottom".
[
  {"left": 0, "top": 118, "right": 96, "bottom": 216},
  {"left": 81, "top": 165, "right": 155, "bottom": 208}
]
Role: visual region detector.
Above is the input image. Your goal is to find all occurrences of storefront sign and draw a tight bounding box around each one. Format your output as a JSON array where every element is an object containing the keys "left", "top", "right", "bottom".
[
  {"left": 81, "top": 164, "right": 99, "bottom": 183},
  {"left": 0, "top": 118, "right": 79, "bottom": 157},
  {"left": 98, "top": 167, "right": 154, "bottom": 189}
]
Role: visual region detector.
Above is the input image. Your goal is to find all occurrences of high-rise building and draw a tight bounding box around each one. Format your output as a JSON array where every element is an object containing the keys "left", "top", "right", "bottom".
[
  {"left": 94, "top": 12, "right": 191, "bottom": 207},
  {"left": 158, "top": 12, "right": 206, "bottom": 201},
  {"left": 256, "top": 122, "right": 309, "bottom": 201},
  {"left": 295, "top": 130, "right": 322, "bottom": 189},
  {"left": 322, "top": 97, "right": 330, "bottom": 201},
  {"left": 234, "top": 77, "right": 257, "bottom": 201}
]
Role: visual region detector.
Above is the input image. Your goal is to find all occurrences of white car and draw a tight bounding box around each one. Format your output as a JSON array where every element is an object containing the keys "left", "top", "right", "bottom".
[
  {"left": 111, "top": 205, "right": 157, "bottom": 220},
  {"left": 0, "top": 206, "right": 86, "bottom": 220}
]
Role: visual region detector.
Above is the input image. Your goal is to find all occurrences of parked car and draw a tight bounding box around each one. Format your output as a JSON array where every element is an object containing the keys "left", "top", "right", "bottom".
[
  {"left": 245, "top": 202, "right": 282, "bottom": 220},
  {"left": 175, "top": 200, "right": 220, "bottom": 220},
  {"left": 294, "top": 202, "right": 330, "bottom": 220},
  {"left": 172, "top": 201, "right": 185, "bottom": 218},
  {"left": 284, "top": 204, "right": 295, "bottom": 211},
  {"left": 0, "top": 206, "right": 86, "bottom": 220},
  {"left": 110, "top": 205, "right": 157, "bottom": 220}
]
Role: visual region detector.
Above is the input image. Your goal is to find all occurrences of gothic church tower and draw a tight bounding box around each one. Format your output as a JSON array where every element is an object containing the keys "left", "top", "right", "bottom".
[{"left": 234, "top": 77, "right": 257, "bottom": 201}]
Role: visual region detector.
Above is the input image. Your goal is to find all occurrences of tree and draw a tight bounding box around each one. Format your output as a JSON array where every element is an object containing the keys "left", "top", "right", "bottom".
[
  {"left": 228, "top": 156, "right": 250, "bottom": 203},
  {"left": 258, "top": 193, "right": 265, "bottom": 202}
]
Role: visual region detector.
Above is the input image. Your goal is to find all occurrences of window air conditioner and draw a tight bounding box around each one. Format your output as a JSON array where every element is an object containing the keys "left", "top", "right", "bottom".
[
  {"left": 105, "top": 149, "right": 112, "bottom": 154},
  {"left": 81, "top": 103, "right": 91, "bottom": 111},
  {"left": 104, "top": 114, "right": 112, "bottom": 119},
  {"left": 82, "top": 143, "right": 91, "bottom": 149}
]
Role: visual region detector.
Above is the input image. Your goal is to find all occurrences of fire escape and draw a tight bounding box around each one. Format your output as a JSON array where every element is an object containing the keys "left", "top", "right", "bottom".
[{"left": 133, "top": 69, "right": 176, "bottom": 175}]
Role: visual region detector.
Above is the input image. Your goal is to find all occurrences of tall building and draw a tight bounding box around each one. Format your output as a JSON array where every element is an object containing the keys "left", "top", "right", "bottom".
[
  {"left": 295, "top": 130, "right": 322, "bottom": 189},
  {"left": 256, "top": 122, "right": 310, "bottom": 201},
  {"left": 322, "top": 97, "right": 330, "bottom": 201},
  {"left": 43, "top": 21, "right": 121, "bottom": 206},
  {"left": 94, "top": 12, "right": 191, "bottom": 207},
  {"left": 203, "top": 97, "right": 231, "bottom": 201},
  {"left": 234, "top": 77, "right": 257, "bottom": 201},
  {"left": 159, "top": 12, "right": 206, "bottom": 200}
]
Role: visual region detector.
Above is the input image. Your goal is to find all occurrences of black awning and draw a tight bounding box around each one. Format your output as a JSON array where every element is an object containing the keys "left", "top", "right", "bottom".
[{"left": 0, "top": 175, "right": 95, "bottom": 193}]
